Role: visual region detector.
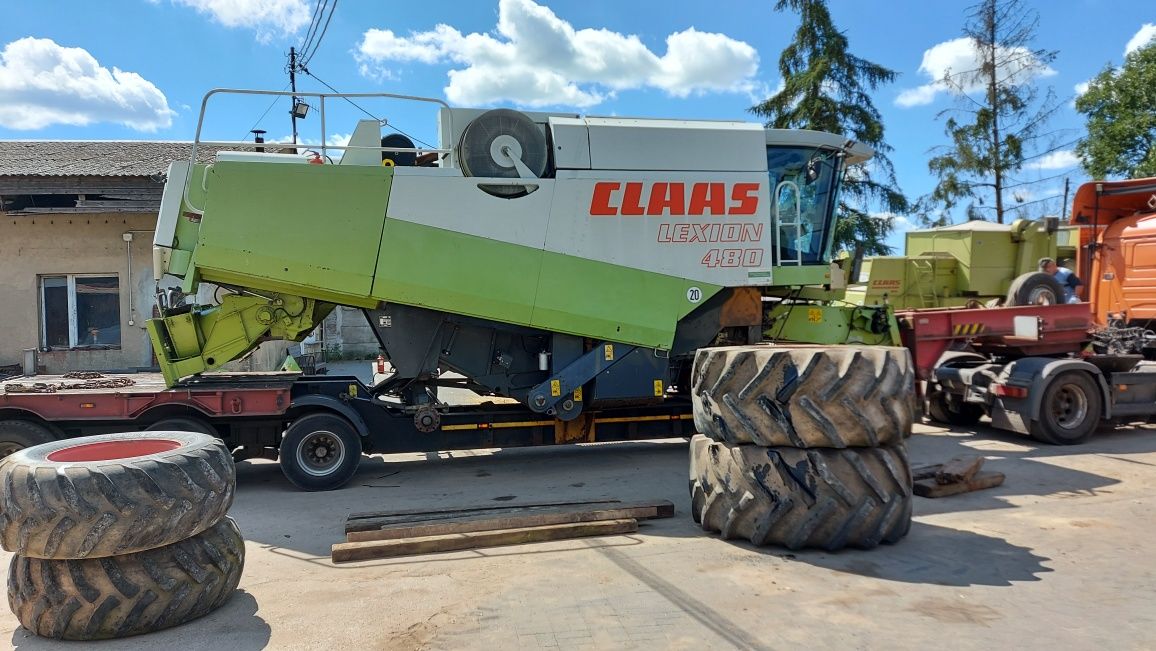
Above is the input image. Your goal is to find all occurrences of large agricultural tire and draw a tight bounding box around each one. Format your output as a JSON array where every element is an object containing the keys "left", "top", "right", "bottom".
[
  {"left": 8, "top": 516, "right": 244, "bottom": 641},
  {"left": 692, "top": 345, "right": 915, "bottom": 448},
  {"left": 0, "top": 431, "right": 234, "bottom": 559},
  {"left": 0, "top": 420, "right": 56, "bottom": 460},
  {"left": 1029, "top": 371, "right": 1103, "bottom": 445},
  {"left": 689, "top": 435, "right": 912, "bottom": 551},
  {"left": 1006, "top": 272, "right": 1064, "bottom": 307}
]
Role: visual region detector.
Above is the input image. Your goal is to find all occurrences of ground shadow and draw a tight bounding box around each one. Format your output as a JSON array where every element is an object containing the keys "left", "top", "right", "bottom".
[
  {"left": 761, "top": 521, "right": 1053, "bottom": 587},
  {"left": 11, "top": 590, "right": 269, "bottom": 651}
]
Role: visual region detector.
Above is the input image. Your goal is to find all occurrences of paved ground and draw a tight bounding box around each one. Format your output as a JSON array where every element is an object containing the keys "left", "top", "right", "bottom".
[{"left": 5, "top": 418, "right": 1156, "bottom": 650}]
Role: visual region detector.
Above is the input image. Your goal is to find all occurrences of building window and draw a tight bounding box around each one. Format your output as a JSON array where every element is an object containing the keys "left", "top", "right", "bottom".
[{"left": 40, "top": 275, "right": 121, "bottom": 349}]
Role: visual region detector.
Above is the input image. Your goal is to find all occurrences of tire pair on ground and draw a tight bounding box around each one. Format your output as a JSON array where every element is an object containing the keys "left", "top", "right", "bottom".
[
  {"left": 0, "top": 431, "right": 244, "bottom": 640},
  {"left": 689, "top": 345, "right": 915, "bottom": 551}
]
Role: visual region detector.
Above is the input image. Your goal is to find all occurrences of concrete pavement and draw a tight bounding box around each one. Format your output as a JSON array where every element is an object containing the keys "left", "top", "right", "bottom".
[{"left": 4, "top": 420, "right": 1156, "bottom": 650}]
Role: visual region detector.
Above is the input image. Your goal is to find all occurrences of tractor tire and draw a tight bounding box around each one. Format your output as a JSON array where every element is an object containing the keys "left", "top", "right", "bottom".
[
  {"left": 1007, "top": 272, "right": 1064, "bottom": 307},
  {"left": 0, "top": 432, "right": 234, "bottom": 559},
  {"left": 0, "top": 420, "right": 56, "bottom": 460},
  {"left": 692, "top": 345, "right": 914, "bottom": 448},
  {"left": 8, "top": 517, "right": 244, "bottom": 641},
  {"left": 690, "top": 435, "right": 912, "bottom": 551},
  {"left": 1029, "top": 371, "right": 1103, "bottom": 445}
]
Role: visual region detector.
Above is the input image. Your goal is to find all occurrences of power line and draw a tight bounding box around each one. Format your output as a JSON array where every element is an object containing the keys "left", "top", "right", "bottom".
[
  {"left": 300, "top": 0, "right": 337, "bottom": 67},
  {"left": 240, "top": 82, "right": 292, "bottom": 142},
  {"left": 297, "top": 0, "right": 328, "bottom": 62}
]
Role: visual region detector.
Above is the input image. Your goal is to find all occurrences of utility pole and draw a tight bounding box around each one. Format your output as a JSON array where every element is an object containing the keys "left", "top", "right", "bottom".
[
  {"left": 289, "top": 46, "right": 299, "bottom": 148},
  {"left": 1061, "top": 177, "right": 1071, "bottom": 219}
]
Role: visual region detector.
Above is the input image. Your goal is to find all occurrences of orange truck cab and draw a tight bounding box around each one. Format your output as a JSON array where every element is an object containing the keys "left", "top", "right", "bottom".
[{"left": 1070, "top": 178, "right": 1156, "bottom": 327}]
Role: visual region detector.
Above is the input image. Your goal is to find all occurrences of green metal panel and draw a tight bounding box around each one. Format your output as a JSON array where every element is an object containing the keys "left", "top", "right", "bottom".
[
  {"left": 192, "top": 161, "right": 393, "bottom": 302},
  {"left": 766, "top": 264, "right": 837, "bottom": 287}
]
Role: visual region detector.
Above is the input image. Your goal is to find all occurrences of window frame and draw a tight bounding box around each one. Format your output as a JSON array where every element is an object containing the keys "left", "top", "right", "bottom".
[{"left": 39, "top": 273, "right": 122, "bottom": 350}]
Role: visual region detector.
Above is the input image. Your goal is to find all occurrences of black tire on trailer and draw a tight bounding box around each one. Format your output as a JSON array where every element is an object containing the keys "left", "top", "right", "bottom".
[
  {"left": 690, "top": 435, "right": 912, "bottom": 551},
  {"left": 8, "top": 516, "right": 244, "bottom": 641},
  {"left": 279, "top": 413, "right": 362, "bottom": 491},
  {"left": 926, "top": 391, "right": 984, "bottom": 426},
  {"left": 1006, "top": 272, "right": 1065, "bottom": 307},
  {"left": 145, "top": 417, "right": 217, "bottom": 438},
  {"left": 0, "top": 431, "right": 234, "bottom": 559},
  {"left": 1030, "top": 371, "right": 1103, "bottom": 445},
  {"left": 0, "top": 420, "right": 56, "bottom": 459},
  {"left": 692, "top": 345, "right": 915, "bottom": 448}
]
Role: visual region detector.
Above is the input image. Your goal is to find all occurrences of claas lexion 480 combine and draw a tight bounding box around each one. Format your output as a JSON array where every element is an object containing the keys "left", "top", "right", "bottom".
[{"left": 147, "top": 90, "right": 897, "bottom": 419}]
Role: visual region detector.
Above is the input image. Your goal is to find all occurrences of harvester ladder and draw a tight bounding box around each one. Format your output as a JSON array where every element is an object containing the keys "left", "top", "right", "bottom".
[{"left": 911, "top": 259, "right": 938, "bottom": 308}]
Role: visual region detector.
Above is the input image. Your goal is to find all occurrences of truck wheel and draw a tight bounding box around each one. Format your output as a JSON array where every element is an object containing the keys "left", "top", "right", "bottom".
[
  {"left": 145, "top": 417, "right": 217, "bottom": 437},
  {"left": 690, "top": 436, "right": 911, "bottom": 551},
  {"left": 8, "top": 517, "right": 244, "bottom": 641},
  {"left": 692, "top": 346, "right": 914, "bottom": 448},
  {"left": 1007, "top": 272, "right": 1064, "bottom": 307},
  {"left": 926, "top": 392, "right": 984, "bottom": 426},
  {"left": 1030, "top": 371, "right": 1103, "bottom": 445},
  {"left": 0, "top": 432, "right": 234, "bottom": 559},
  {"left": 280, "top": 413, "right": 362, "bottom": 491},
  {"left": 0, "top": 420, "right": 55, "bottom": 459}
]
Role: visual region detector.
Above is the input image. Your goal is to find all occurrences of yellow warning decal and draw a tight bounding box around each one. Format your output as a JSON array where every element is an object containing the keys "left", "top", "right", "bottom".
[
  {"left": 604, "top": 344, "right": 615, "bottom": 361},
  {"left": 348, "top": 384, "right": 358, "bottom": 397},
  {"left": 952, "top": 323, "right": 986, "bottom": 336},
  {"left": 653, "top": 380, "right": 664, "bottom": 396},
  {"left": 807, "top": 308, "right": 823, "bottom": 323},
  {"left": 550, "top": 380, "right": 561, "bottom": 397},
  {"left": 573, "top": 387, "right": 583, "bottom": 402}
]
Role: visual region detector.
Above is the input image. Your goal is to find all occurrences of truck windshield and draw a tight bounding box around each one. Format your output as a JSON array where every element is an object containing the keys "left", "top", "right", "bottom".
[{"left": 767, "top": 146, "right": 840, "bottom": 265}]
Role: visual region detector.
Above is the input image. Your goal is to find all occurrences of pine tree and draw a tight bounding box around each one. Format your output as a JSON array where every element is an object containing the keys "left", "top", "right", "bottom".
[
  {"left": 926, "top": 0, "right": 1060, "bottom": 223},
  {"left": 751, "top": 0, "right": 908, "bottom": 269}
]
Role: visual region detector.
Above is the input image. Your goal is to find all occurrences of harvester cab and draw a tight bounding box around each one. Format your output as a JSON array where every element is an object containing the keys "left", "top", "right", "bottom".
[{"left": 147, "top": 89, "right": 883, "bottom": 420}]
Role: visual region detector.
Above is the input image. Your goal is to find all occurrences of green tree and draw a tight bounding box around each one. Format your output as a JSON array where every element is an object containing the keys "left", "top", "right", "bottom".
[
  {"left": 1076, "top": 42, "right": 1156, "bottom": 179},
  {"left": 751, "top": 0, "right": 908, "bottom": 268},
  {"left": 926, "top": 0, "right": 1060, "bottom": 224}
]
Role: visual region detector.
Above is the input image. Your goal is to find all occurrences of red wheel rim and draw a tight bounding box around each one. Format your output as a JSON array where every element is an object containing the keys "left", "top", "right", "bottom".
[{"left": 47, "top": 439, "right": 181, "bottom": 462}]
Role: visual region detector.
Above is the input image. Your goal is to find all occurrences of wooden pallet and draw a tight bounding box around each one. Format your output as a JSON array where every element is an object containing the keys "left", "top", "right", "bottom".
[{"left": 911, "top": 456, "right": 1005, "bottom": 498}]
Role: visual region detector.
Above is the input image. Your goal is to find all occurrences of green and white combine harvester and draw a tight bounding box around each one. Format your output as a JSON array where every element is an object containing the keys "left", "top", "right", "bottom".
[{"left": 148, "top": 90, "right": 915, "bottom": 550}]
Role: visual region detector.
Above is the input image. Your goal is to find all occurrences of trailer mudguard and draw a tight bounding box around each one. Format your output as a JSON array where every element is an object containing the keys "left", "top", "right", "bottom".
[{"left": 289, "top": 394, "right": 371, "bottom": 440}]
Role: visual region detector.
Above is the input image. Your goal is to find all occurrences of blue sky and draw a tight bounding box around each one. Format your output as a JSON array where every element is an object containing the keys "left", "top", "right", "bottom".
[{"left": 2, "top": 0, "right": 1153, "bottom": 250}]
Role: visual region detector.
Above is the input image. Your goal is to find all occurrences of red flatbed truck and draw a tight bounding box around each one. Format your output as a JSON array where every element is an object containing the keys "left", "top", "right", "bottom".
[{"left": 0, "top": 371, "right": 694, "bottom": 490}]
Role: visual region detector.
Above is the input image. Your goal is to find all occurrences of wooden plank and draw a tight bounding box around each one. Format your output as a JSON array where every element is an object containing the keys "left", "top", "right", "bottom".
[
  {"left": 332, "top": 519, "right": 638, "bottom": 563},
  {"left": 935, "top": 455, "right": 986, "bottom": 485},
  {"left": 347, "top": 505, "right": 660, "bottom": 542},
  {"left": 914, "top": 471, "right": 1005, "bottom": 498},
  {"left": 347, "top": 498, "right": 623, "bottom": 521},
  {"left": 345, "top": 499, "right": 674, "bottom": 534},
  {"left": 910, "top": 464, "right": 942, "bottom": 482}
]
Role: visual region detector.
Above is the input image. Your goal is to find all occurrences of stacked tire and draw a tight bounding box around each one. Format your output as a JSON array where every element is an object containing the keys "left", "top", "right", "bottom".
[
  {"left": 0, "top": 432, "right": 244, "bottom": 640},
  {"left": 690, "top": 345, "right": 916, "bottom": 551}
]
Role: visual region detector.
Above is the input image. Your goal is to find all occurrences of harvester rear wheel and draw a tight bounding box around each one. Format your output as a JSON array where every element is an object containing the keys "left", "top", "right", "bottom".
[
  {"left": 689, "top": 436, "right": 912, "bottom": 551},
  {"left": 1007, "top": 272, "right": 1064, "bottom": 307},
  {"left": 692, "top": 346, "right": 914, "bottom": 448}
]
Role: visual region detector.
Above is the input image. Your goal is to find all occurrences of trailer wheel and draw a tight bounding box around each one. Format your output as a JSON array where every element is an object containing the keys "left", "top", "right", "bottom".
[
  {"left": 926, "top": 392, "right": 984, "bottom": 426},
  {"left": 280, "top": 413, "right": 362, "bottom": 491},
  {"left": 1007, "top": 272, "right": 1064, "bottom": 307},
  {"left": 8, "top": 517, "right": 244, "bottom": 640},
  {"left": 0, "top": 431, "right": 234, "bottom": 559},
  {"left": 692, "top": 345, "right": 914, "bottom": 448},
  {"left": 1030, "top": 371, "right": 1102, "bottom": 445},
  {"left": 145, "top": 417, "right": 217, "bottom": 437},
  {"left": 0, "top": 420, "right": 55, "bottom": 459},
  {"left": 690, "top": 436, "right": 911, "bottom": 551}
]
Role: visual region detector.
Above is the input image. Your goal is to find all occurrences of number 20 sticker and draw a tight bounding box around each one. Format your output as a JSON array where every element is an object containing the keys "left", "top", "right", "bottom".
[{"left": 686, "top": 287, "right": 703, "bottom": 303}]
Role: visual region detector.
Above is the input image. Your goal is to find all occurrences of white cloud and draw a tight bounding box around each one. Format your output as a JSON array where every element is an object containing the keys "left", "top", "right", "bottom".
[
  {"left": 0, "top": 37, "right": 174, "bottom": 131},
  {"left": 1024, "top": 150, "right": 1079, "bottom": 170},
  {"left": 1125, "top": 23, "right": 1156, "bottom": 56},
  {"left": 896, "top": 37, "right": 1056, "bottom": 107},
  {"left": 167, "top": 0, "right": 311, "bottom": 43},
  {"left": 1073, "top": 80, "right": 1090, "bottom": 96},
  {"left": 356, "top": 0, "right": 761, "bottom": 108}
]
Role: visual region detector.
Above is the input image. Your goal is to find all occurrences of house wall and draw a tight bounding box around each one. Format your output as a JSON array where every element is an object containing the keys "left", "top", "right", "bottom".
[{"left": 0, "top": 212, "right": 157, "bottom": 373}]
